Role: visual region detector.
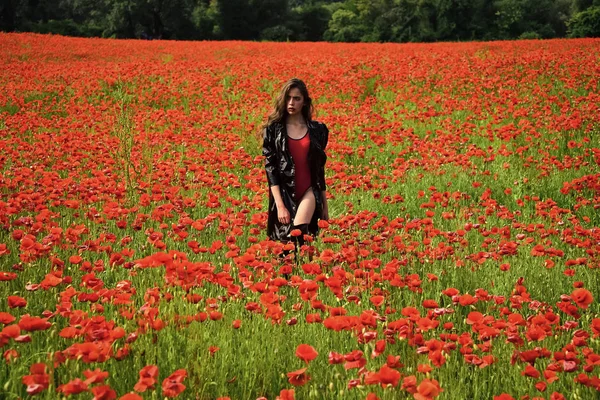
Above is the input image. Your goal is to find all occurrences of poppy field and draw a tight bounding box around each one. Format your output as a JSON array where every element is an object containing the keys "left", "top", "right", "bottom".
[{"left": 1, "top": 33, "right": 600, "bottom": 400}]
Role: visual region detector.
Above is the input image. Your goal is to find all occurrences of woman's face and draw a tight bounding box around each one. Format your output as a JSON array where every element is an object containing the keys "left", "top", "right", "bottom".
[{"left": 286, "top": 87, "right": 305, "bottom": 117}]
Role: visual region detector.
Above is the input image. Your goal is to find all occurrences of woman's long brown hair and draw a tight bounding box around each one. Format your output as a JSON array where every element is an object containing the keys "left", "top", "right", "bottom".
[{"left": 263, "top": 78, "right": 314, "bottom": 130}]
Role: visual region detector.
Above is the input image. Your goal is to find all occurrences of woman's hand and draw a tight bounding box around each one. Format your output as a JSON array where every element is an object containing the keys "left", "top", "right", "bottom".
[
  {"left": 270, "top": 185, "right": 290, "bottom": 225},
  {"left": 277, "top": 204, "right": 291, "bottom": 225}
]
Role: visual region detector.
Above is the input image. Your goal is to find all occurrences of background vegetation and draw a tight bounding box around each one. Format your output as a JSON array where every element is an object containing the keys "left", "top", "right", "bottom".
[{"left": 1, "top": 0, "right": 600, "bottom": 42}]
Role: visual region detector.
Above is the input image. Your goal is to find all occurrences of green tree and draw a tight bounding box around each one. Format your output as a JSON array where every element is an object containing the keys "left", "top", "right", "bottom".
[
  {"left": 1, "top": 0, "right": 21, "bottom": 31},
  {"left": 494, "top": 0, "right": 525, "bottom": 38},
  {"left": 0, "top": 0, "right": 584, "bottom": 42},
  {"left": 420, "top": 0, "right": 459, "bottom": 40},
  {"left": 371, "top": 0, "right": 420, "bottom": 42},
  {"left": 103, "top": 0, "right": 137, "bottom": 38},
  {"left": 568, "top": 5, "right": 600, "bottom": 36},
  {"left": 135, "top": 0, "right": 198, "bottom": 39},
  {"left": 572, "top": 0, "right": 595, "bottom": 11},
  {"left": 288, "top": 3, "right": 331, "bottom": 41},
  {"left": 59, "top": 0, "right": 108, "bottom": 36},
  {"left": 324, "top": 8, "right": 365, "bottom": 41},
  {"left": 353, "top": 0, "right": 395, "bottom": 41},
  {"left": 494, "top": 0, "right": 572, "bottom": 39},
  {"left": 191, "top": 0, "right": 218, "bottom": 39},
  {"left": 216, "top": 0, "right": 289, "bottom": 40}
]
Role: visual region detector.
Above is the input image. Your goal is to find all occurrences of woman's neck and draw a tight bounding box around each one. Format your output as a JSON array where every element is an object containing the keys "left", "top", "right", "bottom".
[{"left": 286, "top": 114, "right": 305, "bottom": 126}]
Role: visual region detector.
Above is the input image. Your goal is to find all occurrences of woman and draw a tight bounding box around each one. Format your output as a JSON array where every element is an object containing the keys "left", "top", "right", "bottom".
[{"left": 262, "top": 78, "right": 329, "bottom": 250}]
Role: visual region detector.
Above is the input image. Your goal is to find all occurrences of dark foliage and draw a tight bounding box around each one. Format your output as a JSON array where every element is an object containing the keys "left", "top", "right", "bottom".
[{"left": 1, "top": 0, "right": 597, "bottom": 41}]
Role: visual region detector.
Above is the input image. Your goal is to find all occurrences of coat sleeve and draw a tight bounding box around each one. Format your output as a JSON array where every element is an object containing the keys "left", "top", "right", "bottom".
[
  {"left": 322, "top": 123, "right": 329, "bottom": 150},
  {"left": 318, "top": 123, "right": 329, "bottom": 191},
  {"left": 262, "top": 125, "right": 280, "bottom": 187}
]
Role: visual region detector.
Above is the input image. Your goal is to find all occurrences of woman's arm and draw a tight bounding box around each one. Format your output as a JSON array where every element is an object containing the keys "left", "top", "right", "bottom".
[
  {"left": 263, "top": 125, "right": 291, "bottom": 224},
  {"left": 262, "top": 126, "right": 280, "bottom": 187}
]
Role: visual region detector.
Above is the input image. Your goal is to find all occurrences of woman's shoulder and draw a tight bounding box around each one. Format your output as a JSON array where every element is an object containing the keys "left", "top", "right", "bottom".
[
  {"left": 267, "top": 121, "right": 284, "bottom": 128},
  {"left": 309, "top": 120, "right": 328, "bottom": 131},
  {"left": 309, "top": 120, "right": 329, "bottom": 148},
  {"left": 264, "top": 121, "right": 284, "bottom": 135}
]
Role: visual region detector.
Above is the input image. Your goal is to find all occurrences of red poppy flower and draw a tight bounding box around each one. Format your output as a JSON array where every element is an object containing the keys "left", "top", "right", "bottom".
[
  {"left": 372, "top": 339, "right": 386, "bottom": 358},
  {"left": 458, "top": 294, "right": 477, "bottom": 306},
  {"left": 0, "top": 271, "right": 17, "bottom": 281},
  {"left": 442, "top": 288, "right": 459, "bottom": 297},
  {"left": 422, "top": 299, "right": 439, "bottom": 309},
  {"left": 522, "top": 364, "right": 540, "bottom": 379},
  {"left": 418, "top": 364, "right": 433, "bottom": 373},
  {"left": 8, "top": 296, "right": 27, "bottom": 308},
  {"left": 18, "top": 315, "right": 51, "bottom": 331},
  {"left": 22, "top": 363, "right": 50, "bottom": 395},
  {"left": 571, "top": 288, "right": 593, "bottom": 309},
  {"left": 305, "top": 313, "right": 322, "bottom": 323},
  {"left": 535, "top": 381, "right": 547, "bottom": 392},
  {"left": 119, "top": 393, "right": 143, "bottom": 400},
  {"left": 466, "top": 311, "right": 484, "bottom": 325},
  {"left": 276, "top": 389, "right": 295, "bottom": 400},
  {"left": 57, "top": 378, "right": 88, "bottom": 395},
  {"left": 296, "top": 344, "right": 318, "bottom": 363},
  {"left": 377, "top": 364, "right": 401, "bottom": 387},
  {"left": 59, "top": 326, "right": 78, "bottom": 338},
  {"left": 416, "top": 317, "right": 439, "bottom": 331},
  {"left": 0, "top": 243, "right": 10, "bottom": 256},
  {"left": 2, "top": 324, "right": 20, "bottom": 338},
  {"left": 135, "top": 365, "right": 159, "bottom": 392},
  {"left": 592, "top": 318, "right": 600, "bottom": 338},
  {"left": 91, "top": 385, "right": 117, "bottom": 400},
  {"left": 40, "top": 273, "right": 63, "bottom": 289},
  {"left": 386, "top": 355, "right": 403, "bottom": 369},
  {"left": 370, "top": 295, "right": 385, "bottom": 307},
  {"left": 162, "top": 369, "right": 187, "bottom": 398},
  {"left": 69, "top": 255, "right": 83, "bottom": 264},
  {"left": 83, "top": 369, "right": 109, "bottom": 385},
  {"left": 328, "top": 351, "right": 344, "bottom": 364},
  {"left": 3, "top": 349, "right": 18, "bottom": 363},
  {"left": 286, "top": 368, "right": 310, "bottom": 386},
  {"left": 414, "top": 378, "right": 443, "bottom": 399}
]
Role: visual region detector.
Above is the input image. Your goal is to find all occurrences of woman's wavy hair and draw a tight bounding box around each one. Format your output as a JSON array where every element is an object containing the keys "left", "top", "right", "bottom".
[{"left": 263, "top": 78, "right": 314, "bottom": 129}]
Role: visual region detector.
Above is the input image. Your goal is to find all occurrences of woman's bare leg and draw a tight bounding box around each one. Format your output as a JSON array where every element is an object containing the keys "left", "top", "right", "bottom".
[{"left": 293, "top": 189, "right": 316, "bottom": 225}]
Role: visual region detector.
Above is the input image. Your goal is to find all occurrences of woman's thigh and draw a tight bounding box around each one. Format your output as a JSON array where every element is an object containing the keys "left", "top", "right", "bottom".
[{"left": 293, "top": 189, "right": 316, "bottom": 225}]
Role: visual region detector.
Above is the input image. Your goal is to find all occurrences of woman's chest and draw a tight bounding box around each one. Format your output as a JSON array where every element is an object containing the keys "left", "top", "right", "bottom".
[{"left": 286, "top": 124, "right": 308, "bottom": 139}]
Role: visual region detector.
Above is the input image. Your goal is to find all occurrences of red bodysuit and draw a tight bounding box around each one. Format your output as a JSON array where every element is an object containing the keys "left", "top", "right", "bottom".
[{"left": 287, "top": 132, "right": 312, "bottom": 201}]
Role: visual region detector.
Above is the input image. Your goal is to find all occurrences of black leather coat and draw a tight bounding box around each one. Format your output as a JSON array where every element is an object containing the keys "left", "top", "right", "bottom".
[{"left": 262, "top": 120, "right": 329, "bottom": 241}]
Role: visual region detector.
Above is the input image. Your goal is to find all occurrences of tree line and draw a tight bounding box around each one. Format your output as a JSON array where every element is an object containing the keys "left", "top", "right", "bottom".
[{"left": 1, "top": 0, "right": 599, "bottom": 42}]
